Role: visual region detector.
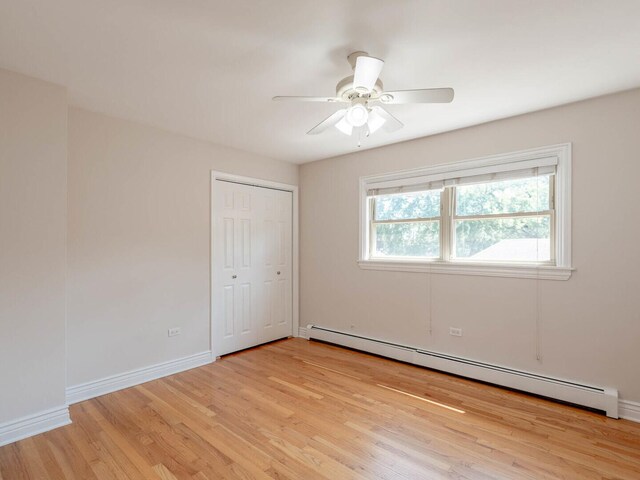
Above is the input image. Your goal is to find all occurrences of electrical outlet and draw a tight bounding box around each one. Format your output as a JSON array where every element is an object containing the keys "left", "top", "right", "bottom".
[
  {"left": 449, "top": 327, "right": 463, "bottom": 337},
  {"left": 168, "top": 327, "right": 181, "bottom": 337}
]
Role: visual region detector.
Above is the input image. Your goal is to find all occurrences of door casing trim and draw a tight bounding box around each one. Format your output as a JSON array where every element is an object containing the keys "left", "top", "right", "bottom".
[{"left": 210, "top": 171, "right": 299, "bottom": 357}]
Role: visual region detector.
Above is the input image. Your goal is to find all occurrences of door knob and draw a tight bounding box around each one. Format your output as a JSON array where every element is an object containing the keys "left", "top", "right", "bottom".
[
  {"left": 276, "top": 271, "right": 281, "bottom": 275},
  {"left": 232, "top": 275, "right": 237, "bottom": 279}
]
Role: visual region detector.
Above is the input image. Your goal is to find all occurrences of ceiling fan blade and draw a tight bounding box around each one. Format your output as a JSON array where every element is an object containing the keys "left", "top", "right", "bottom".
[
  {"left": 353, "top": 55, "right": 384, "bottom": 92},
  {"left": 379, "top": 88, "right": 454, "bottom": 104},
  {"left": 306, "top": 109, "right": 347, "bottom": 135},
  {"left": 371, "top": 106, "right": 404, "bottom": 132},
  {"left": 273, "top": 96, "right": 345, "bottom": 103}
]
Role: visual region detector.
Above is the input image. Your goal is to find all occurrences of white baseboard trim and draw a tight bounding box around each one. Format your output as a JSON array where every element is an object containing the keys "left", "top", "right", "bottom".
[
  {"left": 66, "top": 350, "right": 214, "bottom": 405},
  {"left": 619, "top": 400, "right": 640, "bottom": 423},
  {"left": 307, "top": 324, "right": 620, "bottom": 418},
  {"left": 296, "top": 327, "right": 309, "bottom": 339},
  {"left": 0, "top": 405, "right": 71, "bottom": 447}
]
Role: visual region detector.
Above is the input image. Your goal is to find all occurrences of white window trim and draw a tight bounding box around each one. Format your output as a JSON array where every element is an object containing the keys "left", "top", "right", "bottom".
[{"left": 358, "top": 143, "right": 573, "bottom": 280}]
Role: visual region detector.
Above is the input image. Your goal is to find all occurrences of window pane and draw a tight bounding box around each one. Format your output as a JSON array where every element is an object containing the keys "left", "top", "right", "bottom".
[
  {"left": 374, "top": 222, "right": 440, "bottom": 258},
  {"left": 454, "top": 216, "right": 550, "bottom": 261},
  {"left": 374, "top": 190, "right": 441, "bottom": 221},
  {"left": 456, "top": 175, "right": 551, "bottom": 216}
]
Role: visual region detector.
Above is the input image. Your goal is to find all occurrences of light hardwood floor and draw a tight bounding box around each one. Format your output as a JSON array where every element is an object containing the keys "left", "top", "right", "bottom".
[{"left": 1, "top": 338, "right": 639, "bottom": 479}]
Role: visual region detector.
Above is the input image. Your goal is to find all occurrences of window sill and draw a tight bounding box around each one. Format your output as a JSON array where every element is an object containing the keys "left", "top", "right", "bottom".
[{"left": 357, "top": 259, "right": 573, "bottom": 280}]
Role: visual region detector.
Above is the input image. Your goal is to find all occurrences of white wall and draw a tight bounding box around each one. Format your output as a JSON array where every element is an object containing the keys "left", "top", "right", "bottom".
[
  {"left": 67, "top": 108, "right": 298, "bottom": 386},
  {"left": 299, "top": 88, "right": 640, "bottom": 404},
  {"left": 0, "top": 69, "right": 68, "bottom": 423}
]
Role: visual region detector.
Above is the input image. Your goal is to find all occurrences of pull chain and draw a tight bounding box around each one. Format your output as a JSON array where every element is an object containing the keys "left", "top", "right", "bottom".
[
  {"left": 427, "top": 264, "right": 433, "bottom": 335},
  {"left": 535, "top": 169, "right": 542, "bottom": 362}
]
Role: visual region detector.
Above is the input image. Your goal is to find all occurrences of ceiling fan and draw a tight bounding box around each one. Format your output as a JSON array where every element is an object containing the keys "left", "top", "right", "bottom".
[{"left": 273, "top": 51, "right": 454, "bottom": 145}]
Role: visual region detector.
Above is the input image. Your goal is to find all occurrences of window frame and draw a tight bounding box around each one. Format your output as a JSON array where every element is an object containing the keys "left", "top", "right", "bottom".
[
  {"left": 449, "top": 175, "right": 556, "bottom": 263},
  {"left": 358, "top": 144, "right": 573, "bottom": 280},
  {"left": 369, "top": 191, "right": 442, "bottom": 260}
]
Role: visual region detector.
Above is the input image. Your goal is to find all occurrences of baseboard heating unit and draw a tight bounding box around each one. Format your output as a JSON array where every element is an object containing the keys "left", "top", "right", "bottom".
[{"left": 307, "top": 324, "right": 619, "bottom": 418}]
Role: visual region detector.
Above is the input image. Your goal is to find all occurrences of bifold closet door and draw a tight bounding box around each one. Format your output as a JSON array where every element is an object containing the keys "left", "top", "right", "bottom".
[{"left": 212, "top": 180, "right": 292, "bottom": 356}]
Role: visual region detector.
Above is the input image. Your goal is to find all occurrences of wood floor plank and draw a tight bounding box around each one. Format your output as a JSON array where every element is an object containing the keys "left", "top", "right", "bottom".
[
  {"left": 15, "top": 438, "right": 50, "bottom": 479},
  {"left": 45, "top": 428, "right": 97, "bottom": 480},
  {"left": 1, "top": 338, "right": 640, "bottom": 479}
]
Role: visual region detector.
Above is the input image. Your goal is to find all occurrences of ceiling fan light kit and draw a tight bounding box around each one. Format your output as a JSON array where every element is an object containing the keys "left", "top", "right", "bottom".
[
  {"left": 366, "top": 108, "right": 386, "bottom": 134},
  {"left": 273, "top": 51, "right": 454, "bottom": 145},
  {"left": 345, "top": 102, "right": 368, "bottom": 127},
  {"left": 335, "top": 115, "right": 353, "bottom": 136}
]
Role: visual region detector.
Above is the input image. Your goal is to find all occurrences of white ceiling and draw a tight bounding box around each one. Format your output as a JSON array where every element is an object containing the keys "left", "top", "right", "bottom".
[{"left": 1, "top": 1, "right": 640, "bottom": 164}]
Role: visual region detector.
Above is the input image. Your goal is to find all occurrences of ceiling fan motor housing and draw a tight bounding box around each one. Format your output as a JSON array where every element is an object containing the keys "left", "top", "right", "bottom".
[{"left": 335, "top": 75, "right": 384, "bottom": 101}]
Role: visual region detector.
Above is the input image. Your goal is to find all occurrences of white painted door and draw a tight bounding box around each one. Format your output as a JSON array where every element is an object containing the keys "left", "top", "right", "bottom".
[{"left": 213, "top": 180, "right": 292, "bottom": 356}]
